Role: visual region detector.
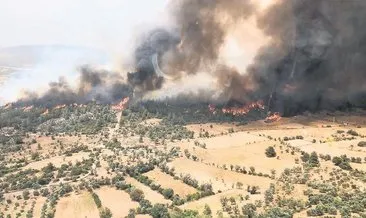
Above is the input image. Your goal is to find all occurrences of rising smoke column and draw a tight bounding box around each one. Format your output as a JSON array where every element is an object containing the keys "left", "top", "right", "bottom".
[
  {"left": 128, "top": 0, "right": 256, "bottom": 93},
  {"left": 13, "top": 0, "right": 366, "bottom": 114},
  {"left": 130, "top": 0, "right": 366, "bottom": 115},
  {"left": 127, "top": 29, "right": 180, "bottom": 91},
  {"left": 247, "top": 0, "right": 366, "bottom": 115},
  {"left": 16, "top": 66, "right": 132, "bottom": 108}
]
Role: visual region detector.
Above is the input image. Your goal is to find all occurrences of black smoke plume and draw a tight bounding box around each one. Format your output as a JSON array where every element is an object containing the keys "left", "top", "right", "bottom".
[
  {"left": 130, "top": 0, "right": 366, "bottom": 115},
  {"left": 248, "top": 0, "right": 366, "bottom": 115},
  {"left": 15, "top": 66, "right": 132, "bottom": 108},
  {"left": 13, "top": 0, "right": 366, "bottom": 116},
  {"left": 127, "top": 29, "right": 179, "bottom": 91},
  {"left": 128, "top": 0, "right": 256, "bottom": 91}
]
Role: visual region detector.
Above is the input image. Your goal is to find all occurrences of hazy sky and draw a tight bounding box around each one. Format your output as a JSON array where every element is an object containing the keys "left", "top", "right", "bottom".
[
  {"left": 0, "top": 0, "right": 169, "bottom": 51},
  {"left": 0, "top": 0, "right": 274, "bottom": 104},
  {"left": 0, "top": 0, "right": 170, "bottom": 104}
]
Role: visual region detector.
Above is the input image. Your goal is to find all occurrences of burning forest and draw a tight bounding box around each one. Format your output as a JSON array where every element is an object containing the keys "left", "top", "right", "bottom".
[
  {"left": 128, "top": 0, "right": 366, "bottom": 116},
  {"left": 4, "top": 2, "right": 366, "bottom": 218},
  {"left": 4, "top": 0, "right": 366, "bottom": 118}
]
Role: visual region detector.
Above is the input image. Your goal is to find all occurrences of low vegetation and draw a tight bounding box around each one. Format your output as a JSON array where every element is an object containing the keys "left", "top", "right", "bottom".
[{"left": 1, "top": 103, "right": 366, "bottom": 217}]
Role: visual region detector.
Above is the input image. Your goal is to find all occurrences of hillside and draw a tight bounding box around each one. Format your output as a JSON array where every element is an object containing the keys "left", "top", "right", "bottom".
[{"left": 1, "top": 103, "right": 366, "bottom": 218}]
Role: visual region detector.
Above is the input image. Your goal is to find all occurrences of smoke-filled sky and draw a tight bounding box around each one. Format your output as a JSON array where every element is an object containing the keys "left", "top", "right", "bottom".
[
  {"left": 0, "top": 0, "right": 169, "bottom": 51},
  {"left": 5, "top": 0, "right": 364, "bottom": 116},
  {"left": 0, "top": 0, "right": 170, "bottom": 104},
  {"left": 0, "top": 0, "right": 274, "bottom": 105}
]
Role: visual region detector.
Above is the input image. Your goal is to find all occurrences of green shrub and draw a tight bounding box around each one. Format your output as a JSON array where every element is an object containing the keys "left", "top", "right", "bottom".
[
  {"left": 162, "top": 188, "right": 174, "bottom": 199},
  {"left": 129, "top": 189, "right": 144, "bottom": 202},
  {"left": 347, "top": 129, "right": 359, "bottom": 136},
  {"left": 100, "top": 207, "right": 112, "bottom": 218},
  {"left": 91, "top": 192, "right": 102, "bottom": 208},
  {"left": 357, "top": 141, "right": 366, "bottom": 147},
  {"left": 332, "top": 155, "right": 352, "bottom": 170},
  {"left": 150, "top": 204, "right": 169, "bottom": 218},
  {"left": 265, "top": 146, "right": 277, "bottom": 158}
]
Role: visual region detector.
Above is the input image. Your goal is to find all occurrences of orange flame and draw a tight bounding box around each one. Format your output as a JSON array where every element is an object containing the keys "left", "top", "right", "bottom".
[
  {"left": 221, "top": 100, "right": 265, "bottom": 116},
  {"left": 265, "top": 112, "right": 281, "bottom": 123},
  {"left": 112, "top": 97, "right": 130, "bottom": 111},
  {"left": 54, "top": 104, "right": 66, "bottom": 109},
  {"left": 42, "top": 109, "right": 49, "bottom": 115},
  {"left": 22, "top": 105, "right": 34, "bottom": 112}
]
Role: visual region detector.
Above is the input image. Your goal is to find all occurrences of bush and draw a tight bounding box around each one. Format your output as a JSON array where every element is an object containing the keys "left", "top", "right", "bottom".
[
  {"left": 162, "top": 188, "right": 174, "bottom": 199},
  {"left": 171, "top": 209, "right": 199, "bottom": 218},
  {"left": 296, "top": 135, "right": 304, "bottom": 140},
  {"left": 150, "top": 204, "right": 169, "bottom": 218},
  {"left": 301, "top": 152, "right": 310, "bottom": 163},
  {"left": 59, "top": 184, "right": 73, "bottom": 196},
  {"left": 100, "top": 207, "right": 112, "bottom": 218},
  {"left": 22, "top": 190, "right": 30, "bottom": 200},
  {"left": 91, "top": 192, "right": 102, "bottom": 208},
  {"left": 339, "top": 161, "right": 352, "bottom": 170},
  {"left": 129, "top": 189, "right": 144, "bottom": 202},
  {"left": 265, "top": 146, "right": 277, "bottom": 158},
  {"left": 357, "top": 141, "right": 366, "bottom": 147},
  {"left": 347, "top": 129, "right": 359, "bottom": 136},
  {"left": 309, "top": 152, "right": 320, "bottom": 167},
  {"left": 332, "top": 155, "right": 352, "bottom": 170},
  {"left": 242, "top": 203, "right": 257, "bottom": 217},
  {"left": 115, "top": 181, "right": 131, "bottom": 190},
  {"left": 31, "top": 152, "right": 40, "bottom": 160},
  {"left": 203, "top": 204, "right": 212, "bottom": 216},
  {"left": 33, "top": 190, "right": 40, "bottom": 197},
  {"left": 307, "top": 208, "right": 324, "bottom": 216},
  {"left": 332, "top": 156, "right": 342, "bottom": 166}
]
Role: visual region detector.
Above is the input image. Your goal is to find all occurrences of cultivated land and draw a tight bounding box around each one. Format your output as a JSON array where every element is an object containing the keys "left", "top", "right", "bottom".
[
  {"left": 1, "top": 104, "right": 366, "bottom": 218},
  {"left": 95, "top": 187, "right": 139, "bottom": 217},
  {"left": 55, "top": 192, "right": 99, "bottom": 218},
  {"left": 144, "top": 169, "right": 198, "bottom": 197}
]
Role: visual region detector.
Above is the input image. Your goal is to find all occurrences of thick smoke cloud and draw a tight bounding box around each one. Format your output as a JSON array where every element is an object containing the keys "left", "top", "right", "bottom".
[
  {"left": 13, "top": 0, "right": 366, "bottom": 116},
  {"left": 130, "top": 0, "right": 366, "bottom": 115},
  {"left": 128, "top": 0, "right": 256, "bottom": 91},
  {"left": 127, "top": 29, "right": 180, "bottom": 91},
  {"left": 247, "top": 0, "right": 366, "bottom": 115},
  {"left": 16, "top": 66, "right": 132, "bottom": 108}
]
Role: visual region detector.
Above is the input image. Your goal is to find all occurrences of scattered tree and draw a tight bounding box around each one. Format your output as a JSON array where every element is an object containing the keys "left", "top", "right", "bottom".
[{"left": 265, "top": 146, "right": 277, "bottom": 158}]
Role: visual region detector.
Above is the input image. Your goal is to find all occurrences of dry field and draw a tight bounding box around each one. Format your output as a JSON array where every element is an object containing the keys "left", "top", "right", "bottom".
[
  {"left": 33, "top": 197, "right": 47, "bottom": 218},
  {"left": 136, "top": 215, "right": 153, "bottom": 218},
  {"left": 24, "top": 151, "right": 90, "bottom": 170},
  {"left": 140, "top": 118, "right": 162, "bottom": 126},
  {"left": 3, "top": 108, "right": 366, "bottom": 218},
  {"left": 95, "top": 187, "right": 139, "bottom": 218},
  {"left": 251, "top": 127, "right": 337, "bottom": 141},
  {"left": 293, "top": 210, "right": 342, "bottom": 218},
  {"left": 55, "top": 192, "right": 99, "bottom": 218},
  {"left": 179, "top": 188, "right": 263, "bottom": 215},
  {"left": 191, "top": 131, "right": 267, "bottom": 149},
  {"left": 181, "top": 139, "right": 299, "bottom": 175},
  {"left": 0, "top": 199, "right": 32, "bottom": 218},
  {"left": 186, "top": 123, "right": 242, "bottom": 137},
  {"left": 144, "top": 169, "right": 198, "bottom": 197},
  {"left": 168, "top": 158, "right": 273, "bottom": 192},
  {"left": 290, "top": 139, "right": 366, "bottom": 158},
  {"left": 125, "top": 177, "right": 171, "bottom": 205}
]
